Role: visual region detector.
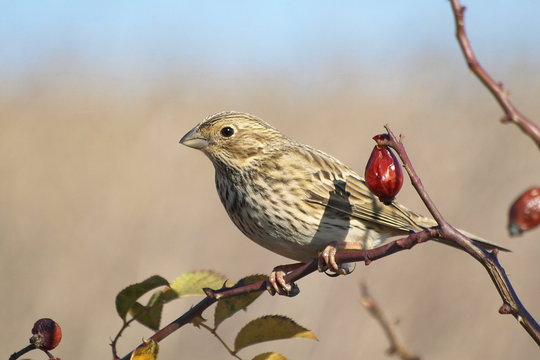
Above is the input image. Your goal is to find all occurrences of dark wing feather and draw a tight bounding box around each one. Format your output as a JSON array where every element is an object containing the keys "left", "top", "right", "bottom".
[
  {"left": 298, "top": 147, "right": 428, "bottom": 233},
  {"left": 305, "top": 172, "right": 427, "bottom": 233}
]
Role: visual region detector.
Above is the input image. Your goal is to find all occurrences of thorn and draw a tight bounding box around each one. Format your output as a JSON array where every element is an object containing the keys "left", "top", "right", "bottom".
[
  {"left": 499, "top": 303, "right": 513, "bottom": 314},
  {"left": 500, "top": 114, "right": 513, "bottom": 123},
  {"left": 203, "top": 287, "right": 220, "bottom": 299}
]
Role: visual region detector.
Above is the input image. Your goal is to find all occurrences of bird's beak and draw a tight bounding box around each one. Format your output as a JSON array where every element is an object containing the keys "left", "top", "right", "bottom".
[{"left": 179, "top": 126, "right": 209, "bottom": 149}]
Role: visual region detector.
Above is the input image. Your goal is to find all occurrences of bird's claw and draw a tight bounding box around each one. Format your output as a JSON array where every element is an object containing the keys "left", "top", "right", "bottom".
[
  {"left": 267, "top": 264, "right": 302, "bottom": 297},
  {"left": 324, "top": 262, "right": 355, "bottom": 277},
  {"left": 318, "top": 243, "right": 355, "bottom": 276}
]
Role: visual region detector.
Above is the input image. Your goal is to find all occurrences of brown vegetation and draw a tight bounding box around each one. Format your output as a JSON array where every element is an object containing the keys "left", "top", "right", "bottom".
[{"left": 1, "top": 57, "right": 539, "bottom": 358}]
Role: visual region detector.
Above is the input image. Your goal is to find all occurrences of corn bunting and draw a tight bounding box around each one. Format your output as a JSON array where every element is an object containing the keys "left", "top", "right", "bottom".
[{"left": 180, "top": 111, "right": 507, "bottom": 295}]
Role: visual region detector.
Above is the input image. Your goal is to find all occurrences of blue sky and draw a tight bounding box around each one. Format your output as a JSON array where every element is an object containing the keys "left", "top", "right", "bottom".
[{"left": 1, "top": 1, "right": 539, "bottom": 76}]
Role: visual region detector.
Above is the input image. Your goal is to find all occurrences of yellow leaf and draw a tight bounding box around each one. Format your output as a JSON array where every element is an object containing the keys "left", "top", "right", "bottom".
[
  {"left": 169, "top": 270, "right": 228, "bottom": 297},
  {"left": 130, "top": 339, "right": 159, "bottom": 360},
  {"left": 252, "top": 352, "right": 288, "bottom": 360},
  {"left": 234, "top": 315, "right": 317, "bottom": 352}
]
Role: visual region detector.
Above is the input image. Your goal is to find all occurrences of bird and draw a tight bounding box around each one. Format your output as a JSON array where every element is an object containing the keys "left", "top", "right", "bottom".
[{"left": 180, "top": 111, "right": 508, "bottom": 295}]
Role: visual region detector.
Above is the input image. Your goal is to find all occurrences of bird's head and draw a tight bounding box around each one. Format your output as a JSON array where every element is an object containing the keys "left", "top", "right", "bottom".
[{"left": 180, "top": 111, "right": 287, "bottom": 171}]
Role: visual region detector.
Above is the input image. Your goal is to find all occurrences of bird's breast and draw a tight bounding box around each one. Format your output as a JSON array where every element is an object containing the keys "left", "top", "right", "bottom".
[
  {"left": 214, "top": 170, "right": 325, "bottom": 259},
  {"left": 213, "top": 167, "right": 388, "bottom": 262}
]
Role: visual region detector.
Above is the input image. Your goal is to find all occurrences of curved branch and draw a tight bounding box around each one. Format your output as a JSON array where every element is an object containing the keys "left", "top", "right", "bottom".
[
  {"left": 380, "top": 126, "right": 540, "bottom": 346},
  {"left": 449, "top": 0, "right": 540, "bottom": 148}
]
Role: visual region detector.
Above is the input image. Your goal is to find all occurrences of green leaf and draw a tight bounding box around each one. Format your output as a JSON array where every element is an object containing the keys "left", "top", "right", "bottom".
[
  {"left": 158, "top": 286, "right": 180, "bottom": 303},
  {"left": 214, "top": 274, "right": 267, "bottom": 329},
  {"left": 234, "top": 315, "right": 318, "bottom": 352},
  {"left": 116, "top": 275, "right": 169, "bottom": 321},
  {"left": 252, "top": 352, "right": 287, "bottom": 360},
  {"left": 130, "top": 339, "right": 159, "bottom": 360},
  {"left": 169, "top": 270, "right": 228, "bottom": 297},
  {"left": 128, "top": 291, "right": 165, "bottom": 330}
]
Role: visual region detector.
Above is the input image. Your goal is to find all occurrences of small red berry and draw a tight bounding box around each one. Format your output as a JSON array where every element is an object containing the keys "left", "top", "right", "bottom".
[
  {"left": 30, "top": 318, "right": 62, "bottom": 351},
  {"left": 365, "top": 134, "right": 403, "bottom": 204},
  {"left": 508, "top": 187, "right": 540, "bottom": 236}
]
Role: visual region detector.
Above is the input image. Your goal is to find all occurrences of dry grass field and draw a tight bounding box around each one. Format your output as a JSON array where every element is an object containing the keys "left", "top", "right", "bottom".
[{"left": 1, "top": 57, "right": 539, "bottom": 359}]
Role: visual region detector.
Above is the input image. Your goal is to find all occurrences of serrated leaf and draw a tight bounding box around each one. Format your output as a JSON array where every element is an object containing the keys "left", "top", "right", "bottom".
[
  {"left": 234, "top": 315, "right": 318, "bottom": 352},
  {"left": 128, "top": 291, "right": 165, "bottom": 330},
  {"left": 214, "top": 274, "right": 267, "bottom": 329},
  {"left": 129, "top": 302, "right": 157, "bottom": 329},
  {"left": 116, "top": 275, "right": 169, "bottom": 320},
  {"left": 169, "top": 270, "right": 228, "bottom": 297},
  {"left": 130, "top": 339, "right": 159, "bottom": 360},
  {"left": 252, "top": 352, "right": 287, "bottom": 360}
]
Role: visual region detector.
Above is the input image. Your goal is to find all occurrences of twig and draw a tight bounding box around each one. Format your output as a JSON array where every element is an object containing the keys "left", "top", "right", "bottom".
[
  {"left": 198, "top": 322, "right": 243, "bottom": 360},
  {"left": 8, "top": 344, "right": 36, "bottom": 360},
  {"left": 119, "top": 296, "right": 216, "bottom": 360},
  {"left": 379, "top": 127, "right": 540, "bottom": 346},
  {"left": 360, "top": 282, "right": 420, "bottom": 360},
  {"left": 449, "top": 0, "right": 540, "bottom": 149}
]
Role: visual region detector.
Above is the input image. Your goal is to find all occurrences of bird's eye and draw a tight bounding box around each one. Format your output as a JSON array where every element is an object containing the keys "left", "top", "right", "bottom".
[{"left": 220, "top": 126, "right": 234, "bottom": 137}]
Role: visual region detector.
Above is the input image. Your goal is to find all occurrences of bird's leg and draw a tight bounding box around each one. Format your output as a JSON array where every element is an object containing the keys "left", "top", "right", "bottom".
[
  {"left": 318, "top": 242, "right": 353, "bottom": 275},
  {"left": 267, "top": 263, "right": 304, "bottom": 296}
]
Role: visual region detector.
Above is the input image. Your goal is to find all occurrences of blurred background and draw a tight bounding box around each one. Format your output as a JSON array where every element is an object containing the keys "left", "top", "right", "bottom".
[{"left": 1, "top": 1, "right": 539, "bottom": 359}]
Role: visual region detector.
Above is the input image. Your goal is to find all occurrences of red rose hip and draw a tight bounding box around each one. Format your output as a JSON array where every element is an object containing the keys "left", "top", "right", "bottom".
[
  {"left": 508, "top": 187, "right": 540, "bottom": 236},
  {"left": 30, "top": 318, "right": 62, "bottom": 351},
  {"left": 365, "top": 134, "right": 404, "bottom": 204}
]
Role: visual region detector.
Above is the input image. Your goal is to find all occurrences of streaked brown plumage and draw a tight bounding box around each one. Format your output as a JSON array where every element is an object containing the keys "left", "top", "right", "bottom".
[{"left": 180, "top": 111, "right": 507, "bottom": 286}]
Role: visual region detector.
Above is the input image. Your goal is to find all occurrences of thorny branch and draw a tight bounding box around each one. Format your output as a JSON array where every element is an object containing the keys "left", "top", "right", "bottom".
[
  {"left": 379, "top": 128, "right": 540, "bottom": 347},
  {"left": 449, "top": 0, "right": 540, "bottom": 149},
  {"left": 119, "top": 229, "right": 436, "bottom": 360}
]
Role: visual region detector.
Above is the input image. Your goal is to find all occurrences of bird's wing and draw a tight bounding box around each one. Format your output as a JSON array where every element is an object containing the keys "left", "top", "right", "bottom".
[
  {"left": 305, "top": 170, "right": 427, "bottom": 233},
  {"left": 299, "top": 149, "right": 510, "bottom": 251},
  {"left": 297, "top": 147, "right": 428, "bottom": 233}
]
